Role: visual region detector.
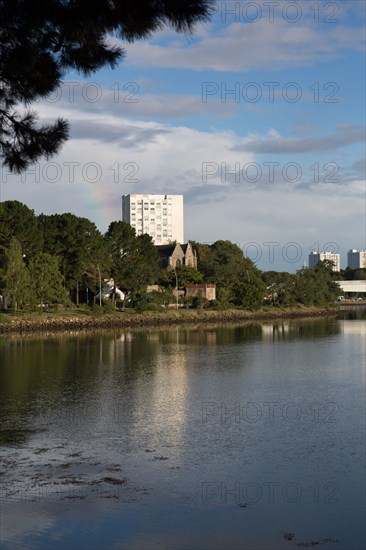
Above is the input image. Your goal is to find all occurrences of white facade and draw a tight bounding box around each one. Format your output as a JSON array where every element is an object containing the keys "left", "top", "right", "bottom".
[
  {"left": 122, "top": 194, "right": 184, "bottom": 245},
  {"left": 95, "top": 279, "right": 125, "bottom": 301},
  {"left": 309, "top": 251, "right": 340, "bottom": 272},
  {"left": 336, "top": 280, "right": 366, "bottom": 294},
  {"left": 347, "top": 249, "right": 366, "bottom": 270}
]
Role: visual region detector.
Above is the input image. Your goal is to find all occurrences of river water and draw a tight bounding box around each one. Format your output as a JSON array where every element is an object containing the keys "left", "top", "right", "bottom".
[{"left": 0, "top": 309, "right": 365, "bottom": 549}]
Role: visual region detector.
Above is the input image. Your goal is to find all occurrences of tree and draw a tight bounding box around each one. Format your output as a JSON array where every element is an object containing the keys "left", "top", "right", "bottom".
[
  {"left": 262, "top": 271, "right": 296, "bottom": 306},
  {"left": 195, "top": 240, "right": 266, "bottom": 308},
  {"left": 28, "top": 252, "right": 69, "bottom": 306},
  {"left": 293, "top": 265, "right": 341, "bottom": 306},
  {"left": 105, "top": 223, "right": 160, "bottom": 304},
  {"left": 231, "top": 278, "right": 265, "bottom": 309},
  {"left": 341, "top": 267, "right": 366, "bottom": 281},
  {"left": 38, "top": 213, "right": 109, "bottom": 303},
  {"left": 0, "top": 0, "right": 213, "bottom": 172},
  {"left": 113, "top": 233, "right": 159, "bottom": 296},
  {"left": 0, "top": 200, "right": 43, "bottom": 263},
  {"left": 159, "top": 265, "right": 203, "bottom": 289},
  {"left": 105, "top": 220, "right": 136, "bottom": 302},
  {"left": 1, "top": 237, "right": 32, "bottom": 311},
  {"left": 105, "top": 220, "right": 136, "bottom": 269}
]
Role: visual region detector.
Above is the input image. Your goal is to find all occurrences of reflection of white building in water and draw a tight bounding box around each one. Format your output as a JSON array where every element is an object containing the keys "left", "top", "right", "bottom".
[
  {"left": 103, "top": 330, "right": 192, "bottom": 456},
  {"left": 261, "top": 323, "right": 291, "bottom": 341},
  {"left": 142, "top": 332, "right": 188, "bottom": 452},
  {"left": 338, "top": 320, "right": 366, "bottom": 336}
]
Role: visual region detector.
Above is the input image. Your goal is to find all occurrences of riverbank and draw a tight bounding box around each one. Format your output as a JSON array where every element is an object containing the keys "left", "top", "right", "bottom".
[{"left": 0, "top": 305, "right": 338, "bottom": 334}]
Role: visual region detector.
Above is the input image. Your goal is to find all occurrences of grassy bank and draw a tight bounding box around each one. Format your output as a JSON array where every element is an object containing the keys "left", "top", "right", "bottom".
[{"left": 0, "top": 305, "right": 338, "bottom": 334}]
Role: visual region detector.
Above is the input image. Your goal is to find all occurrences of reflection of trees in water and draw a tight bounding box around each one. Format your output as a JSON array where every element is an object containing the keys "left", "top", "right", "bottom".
[
  {"left": 337, "top": 305, "right": 366, "bottom": 321},
  {"left": 0, "top": 331, "right": 163, "bottom": 429},
  {"left": 154, "top": 324, "right": 262, "bottom": 346},
  {"left": 259, "top": 319, "right": 341, "bottom": 342},
  {"left": 0, "top": 317, "right": 349, "bottom": 431}
]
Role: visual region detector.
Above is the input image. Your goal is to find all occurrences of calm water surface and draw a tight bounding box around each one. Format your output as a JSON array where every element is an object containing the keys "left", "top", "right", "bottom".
[{"left": 1, "top": 309, "right": 365, "bottom": 550}]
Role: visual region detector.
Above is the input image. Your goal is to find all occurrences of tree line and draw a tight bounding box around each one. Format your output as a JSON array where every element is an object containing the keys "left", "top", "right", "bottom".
[{"left": 0, "top": 201, "right": 344, "bottom": 312}]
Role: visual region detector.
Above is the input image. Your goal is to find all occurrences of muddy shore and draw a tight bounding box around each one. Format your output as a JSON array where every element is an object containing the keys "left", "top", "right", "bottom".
[{"left": 0, "top": 306, "right": 338, "bottom": 334}]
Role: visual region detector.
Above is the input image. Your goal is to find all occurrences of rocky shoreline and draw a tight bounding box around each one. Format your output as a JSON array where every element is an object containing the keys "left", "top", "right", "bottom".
[{"left": 0, "top": 306, "right": 338, "bottom": 334}]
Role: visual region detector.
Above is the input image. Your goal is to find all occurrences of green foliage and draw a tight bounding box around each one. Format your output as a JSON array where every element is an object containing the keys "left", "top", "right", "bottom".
[
  {"left": 1, "top": 237, "right": 32, "bottom": 311},
  {"left": 28, "top": 253, "right": 69, "bottom": 306},
  {"left": 0, "top": 201, "right": 344, "bottom": 312},
  {"left": 146, "top": 289, "right": 173, "bottom": 307},
  {"left": 262, "top": 271, "right": 296, "bottom": 306},
  {"left": 129, "top": 286, "right": 175, "bottom": 311},
  {"left": 102, "top": 301, "right": 116, "bottom": 314},
  {"left": 341, "top": 267, "right": 366, "bottom": 281},
  {"left": 106, "top": 221, "right": 136, "bottom": 260},
  {"left": 262, "top": 266, "right": 341, "bottom": 307},
  {"left": 191, "top": 290, "right": 208, "bottom": 310},
  {"left": 231, "top": 279, "right": 265, "bottom": 309},
  {"left": 195, "top": 240, "right": 266, "bottom": 308},
  {"left": 354, "top": 269, "right": 366, "bottom": 280},
  {"left": 129, "top": 289, "right": 150, "bottom": 312},
  {"left": 0, "top": 0, "right": 213, "bottom": 171},
  {"left": 0, "top": 201, "right": 43, "bottom": 263},
  {"left": 38, "top": 212, "right": 109, "bottom": 298},
  {"left": 159, "top": 265, "right": 203, "bottom": 288},
  {"left": 216, "top": 287, "right": 232, "bottom": 309},
  {"left": 107, "top": 229, "right": 159, "bottom": 294},
  {"left": 293, "top": 265, "right": 341, "bottom": 306}
]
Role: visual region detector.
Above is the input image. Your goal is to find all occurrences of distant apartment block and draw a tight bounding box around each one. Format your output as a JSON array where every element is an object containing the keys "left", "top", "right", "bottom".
[
  {"left": 122, "top": 194, "right": 184, "bottom": 245},
  {"left": 347, "top": 249, "right": 366, "bottom": 270},
  {"left": 309, "top": 251, "right": 340, "bottom": 272}
]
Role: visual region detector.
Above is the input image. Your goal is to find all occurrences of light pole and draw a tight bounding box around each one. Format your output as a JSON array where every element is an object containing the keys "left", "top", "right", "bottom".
[
  {"left": 174, "top": 267, "right": 179, "bottom": 309},
  {"left": 97, "top": 265, "right": 102, "bottom": 306}
]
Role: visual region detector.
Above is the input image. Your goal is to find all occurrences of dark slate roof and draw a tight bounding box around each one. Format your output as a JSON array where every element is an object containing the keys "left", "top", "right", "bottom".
[{"left": 155, "top": 244, "right": 180, "bottom": 258}]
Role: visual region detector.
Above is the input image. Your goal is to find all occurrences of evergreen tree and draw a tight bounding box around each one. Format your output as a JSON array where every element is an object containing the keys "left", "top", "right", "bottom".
[
  {"left": 1, "top": 237, "right": 32, "bottom": 311},
  {"left": 116, "top": 233, "right": 160, "bottom": 294},
  {"left": 28, "top": 252, "right": 69, "bottom": 306},
  {"left": 0, "top": 200, "right": 43, "bottom": 263},
  {"left": 105, "top": 222, "right": 159, "bottom": 300},
  {"left": 38, "top": 213, "right": 109, "bottom": 303}
]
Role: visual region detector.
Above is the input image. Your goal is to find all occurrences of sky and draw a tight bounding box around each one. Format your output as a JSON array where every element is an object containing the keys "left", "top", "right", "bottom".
[{"left": 1, "top": 0, "right": 365, "bottom": 271}]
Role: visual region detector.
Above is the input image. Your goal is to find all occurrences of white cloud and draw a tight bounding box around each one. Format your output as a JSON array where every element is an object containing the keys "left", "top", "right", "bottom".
[
  {"left": 232, "top": 125, "right": 365, "bottom": 154},
  {"left": 1, "top": 106, "right": 254, "bottom": 232},
  {"left": 186, "top": 184, "right": 365, "bottom": 271},
  {"left": 123, "top": 19, "right": 365, "bottom": 72},
  {"left": 2, "top": 105, "right": 364, "bottom": 272},
  {"left": 38, "top": 82, "right": 236, "bottom": 120}
]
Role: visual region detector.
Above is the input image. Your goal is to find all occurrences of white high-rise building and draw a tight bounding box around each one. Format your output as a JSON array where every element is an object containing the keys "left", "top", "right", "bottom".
[
  {"left": 122, "top": 194, "right": 184, "bottom": 245},
  {"left": 309, "top": 251, "right": 340, "bottom": 272},
  {"left": 347, "top": 249, "right": 366, "bottom": 270}
]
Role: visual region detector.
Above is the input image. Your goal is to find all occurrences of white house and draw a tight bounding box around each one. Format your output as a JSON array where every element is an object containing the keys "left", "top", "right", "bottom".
[{"left": 95, "top": 279, "right": 125, "bottom": 301}]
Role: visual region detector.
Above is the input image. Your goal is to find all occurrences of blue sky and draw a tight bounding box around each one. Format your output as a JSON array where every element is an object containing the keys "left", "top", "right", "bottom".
[{"left": 1, "top": 0, "right": 365, "bottom": 271}]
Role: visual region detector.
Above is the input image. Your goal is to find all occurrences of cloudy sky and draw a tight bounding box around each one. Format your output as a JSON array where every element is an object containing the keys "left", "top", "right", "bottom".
[{"left": 1, "top": 0, "right": 365, "bottom": 271}]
